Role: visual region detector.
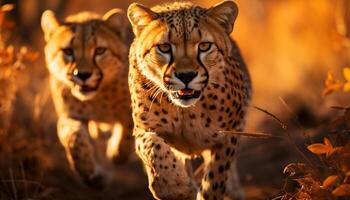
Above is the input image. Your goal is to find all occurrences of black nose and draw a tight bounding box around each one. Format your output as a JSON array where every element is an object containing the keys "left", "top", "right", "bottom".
[
  {"left": 74, "top": 71, "right": 92, "bottom": 81},
  {"left": 175, "top": 71, "right": 198, "bottom": 85}
]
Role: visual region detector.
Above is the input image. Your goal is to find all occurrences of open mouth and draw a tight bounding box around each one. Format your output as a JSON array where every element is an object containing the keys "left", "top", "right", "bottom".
[
  {"left": 79, "top": 85, "right": 98, "bottom": 94},
  {"left": 172, "top": 89, "right": 201, "bottom": 100}
]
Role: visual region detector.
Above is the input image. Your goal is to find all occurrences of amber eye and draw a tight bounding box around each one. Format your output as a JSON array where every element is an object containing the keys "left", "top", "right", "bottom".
[
  {"left": 157, "top": 43, "right": 171, "bottom": 53},
  {"left": 62, "top": 48, "right": 74, "bottom": 57},
  {"left": 95, "top": 47, "right": 107, "bottom": 56},
  {"left": 198, "top": 42, "right": 212, "bottom": 52}
]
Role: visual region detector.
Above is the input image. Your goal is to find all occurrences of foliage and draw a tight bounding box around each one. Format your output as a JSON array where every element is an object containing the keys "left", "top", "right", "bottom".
[
  {"left": 322, "top": 67, "right": 350, "bottom": 96},
  {"left": 0, "top": 4, "right": 38, "bottom": 136},
  {"left": 281, "top": 68, "right": 350, "bottom": 200}
]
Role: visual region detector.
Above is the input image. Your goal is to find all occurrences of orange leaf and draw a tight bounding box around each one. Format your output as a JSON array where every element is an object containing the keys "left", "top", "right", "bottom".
[
  {"left": 326, "top": 71, "right": 335, "bottom": 85},
  {"left": 322, "top": 175, "right": 339, "bottom": 189},
  {"left": 322, "top": 83, "right": 344, "bottom": 96},
  {"left": 344, "top": 67, "right": 350, "bottom": 81},
  {"left": 307, "top": 143, "right": 331, "bottom": 154},
  {"left": 323, "top": 137, "right": 332, "bottom": 148},
  {"left": 1, "top": 4, "right": 14, "bottom": 12},
  {"left": 330, "top": 147, "right": 343, "bottom": 155},
  {"left": 344, "top": 82, "right": 350, "bottom": 91},
  {"left": 332, "top": 184, "right": 350, "bottom": 196},
  {"left": 346, "top": 171, "right": 350, "bottom": 176}
]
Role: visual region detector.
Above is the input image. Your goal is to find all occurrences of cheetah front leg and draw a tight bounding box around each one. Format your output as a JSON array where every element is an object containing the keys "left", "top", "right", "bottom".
[
  {"left": 106, "top": 120, "right": 134, "bottom": 165},
  {"left": 197, "top": 135, "right": 242, "bottom": 200},
  {"left": 135, "top": 131, "right": 197, "bottom": 200},
  {"left": 57, "top": 117, "right": 105, "bottom": 189}
]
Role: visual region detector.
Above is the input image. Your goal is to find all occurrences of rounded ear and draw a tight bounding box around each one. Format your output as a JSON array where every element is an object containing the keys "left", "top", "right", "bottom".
[
  {"left": 207, "top": 1, "right": 238, "bottom": 34},
  {"left": 127, "top": 3, "right": 157, "bottom": 36},
  {"left": 103, "top": 8, "right": 128, "bottom": 39},
  {"left": 41, "top": 10, "right": 60, "bottom": 41}
]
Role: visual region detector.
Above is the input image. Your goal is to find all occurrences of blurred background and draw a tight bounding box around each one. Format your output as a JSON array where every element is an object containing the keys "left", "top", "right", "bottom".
[{"left": 1, "top": 0, "right": 350, "bottom": 199}]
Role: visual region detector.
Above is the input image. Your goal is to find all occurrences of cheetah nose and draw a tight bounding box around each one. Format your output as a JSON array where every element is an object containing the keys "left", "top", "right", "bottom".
[
  {"left": 174, "top": 71, "right": 198, "bottom": 85},
  {"left": 73, "top": 70, "right": 92, "bottom": 81}
]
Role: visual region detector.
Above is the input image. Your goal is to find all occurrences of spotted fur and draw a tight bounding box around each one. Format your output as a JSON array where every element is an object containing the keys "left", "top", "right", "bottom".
[
  {"left": 128, "top": 1, "right": 251, "bottom": 199},
  {"left": 41, "top": 9, "right": 133, "bottom": 188}
]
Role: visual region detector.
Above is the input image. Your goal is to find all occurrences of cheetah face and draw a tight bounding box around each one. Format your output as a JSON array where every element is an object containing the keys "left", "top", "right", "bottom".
[
  {"left": 128, "top": 2, "right": 238, "bottom": 107},
  {"left": 42, "top": 9, "right": 128, "bottom": 101},
  {"left": 159, "top": 42, "right": 212, "bottom": 107}
]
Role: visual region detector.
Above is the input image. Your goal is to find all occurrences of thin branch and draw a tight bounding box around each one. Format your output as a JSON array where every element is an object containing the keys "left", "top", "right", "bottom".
[
  {"left": 218, "top": 130, "right": 282, "bottom": 139},
  {"left": 278, "top": 97, "right": 315, "bottom": 169},
  {"left": 252, "top": 105, "right": 287, "bottom": 130}
]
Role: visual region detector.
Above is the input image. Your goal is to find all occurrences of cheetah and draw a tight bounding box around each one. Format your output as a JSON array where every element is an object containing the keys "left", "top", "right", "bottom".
[
  {"left": 41, "top": 9, "right": 133, "bottom": 188},
  {"left": 127, "top": 1, "right": 251, "bottom": 199}
]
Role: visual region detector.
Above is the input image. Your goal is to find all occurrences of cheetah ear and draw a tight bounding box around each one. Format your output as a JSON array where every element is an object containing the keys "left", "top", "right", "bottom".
[
  {"left": 207, "top": 1, "right": 238, "bottom": 34},
  {"left": 41, "top": 10, "right": 61, "bottom": 41},
  {"left": 127, "top": 3, "right": 157, "bottom": 36},
  {"left": 103, "top": 8, "right": 128, "bottom": 39}
]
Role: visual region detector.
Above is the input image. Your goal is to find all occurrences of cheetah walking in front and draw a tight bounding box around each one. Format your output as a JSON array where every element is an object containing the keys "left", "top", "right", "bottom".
[
  {"left": 127, "top": 1, "right": 251, "bottom": 199},
  {"left": 41, "top": 9, "right": 133, "bottom": 188}
]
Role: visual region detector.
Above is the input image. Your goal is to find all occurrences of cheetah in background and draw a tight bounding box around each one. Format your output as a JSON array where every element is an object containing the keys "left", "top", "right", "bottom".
[
  {"left": 41, "top": 9, "right": 133, "bottom": 188},
  {"left": 127, "top": 1, "right": 251, "bottom": 199}
]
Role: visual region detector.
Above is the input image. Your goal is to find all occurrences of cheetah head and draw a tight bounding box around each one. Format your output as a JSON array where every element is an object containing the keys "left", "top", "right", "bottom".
[
  {"left": 128, "top": 1, "right": 238, "bottom": 107},
  {"left": 41, "top": 9, "right": 128, "bottom": 101}
]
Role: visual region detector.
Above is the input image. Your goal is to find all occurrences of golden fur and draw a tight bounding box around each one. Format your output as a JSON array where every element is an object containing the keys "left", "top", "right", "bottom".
[
  {"left": 128, "top": 1, "right": 251, "bottom": 199},
  {"left": 41, "top": 9, "right": 133, "bottom": 188}
]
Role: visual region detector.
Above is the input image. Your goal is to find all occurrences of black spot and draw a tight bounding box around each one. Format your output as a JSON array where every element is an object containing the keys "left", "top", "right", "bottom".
[
  {"left": 219, "top": 181, "right": 224, "bottom": 188},
  {"left": 155, "top": 144, "right": 161, "bottom": 150},
  {"left": 212, "top": 182, "right": 219, "bottom": 191},
  {"left": 220, "top": 123, "right": 226, "bottom": 128},
  {"left": 225, "top": 161, "right": 231, "bottom": 170},
  {"left": 231, "top": 136, "right": 237, "bottom": 144},
  {"left": 206, "top": 117, "right": 211, "bottom": 124},
  {"left": 209, "top": 105, "right": 216, "bottom": 110},
  {"left": 225, "top": 147, "right": 231, "bottom": 156},
  {"left": 208, "top": 171, "right": 214, "bottom": 179},
  {"left": 161, "top": 109, "right": 168, "bottom": 114},
  {"left": 218, "top": 116, "right": 223, "bottom": 121},
  {"left": 154, "top": 111, "right": 159, "bottom": 115},
  {"left": 231, "top": 149, "right": 235, "bottom": 157},
  {"left": 161, "top": 118, "right": 168, "bottom": 123},
  {"left": 218, "top": 165, "right": 224, "bottom": 173},
  {"left": 221, "top": 186, "right": 226, "bottom": 194}
]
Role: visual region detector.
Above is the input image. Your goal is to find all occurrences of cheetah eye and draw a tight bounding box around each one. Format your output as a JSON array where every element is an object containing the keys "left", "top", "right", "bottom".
[
  {"left": 198, "top": 42, "right": 212, "bottom": 52},
  {"left": 62, "top": 48, "right": 74, "bottom": 57},
  {"left": 94, "top": 47, "right": 107, "bottom": 56},
  {"left": 157, "top": 43, "right": 172, "bottom": 53}
]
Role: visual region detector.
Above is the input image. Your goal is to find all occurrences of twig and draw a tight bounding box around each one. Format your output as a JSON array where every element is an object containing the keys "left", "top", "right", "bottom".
[
  {"left": 9, "top": 168, "right": 18, "bottom": 200},
  {"left": 278, "top": 97, "right": 312, "bottom": 142},
  {"left": 218, "top": 130, "right": 282, "bottom": 139},
  {"left": 278, "top": 97, "right": 315, "bottom": 169},
  {"left": 252, "top": 105, "right": 287, "bottom": 130}
]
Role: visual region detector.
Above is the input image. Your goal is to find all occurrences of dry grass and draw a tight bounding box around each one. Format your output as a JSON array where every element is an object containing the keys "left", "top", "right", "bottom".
[{"left": 276, "top": 70, "right": 350, "bottom": 200}]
